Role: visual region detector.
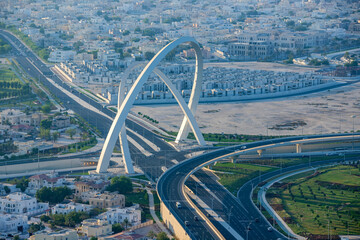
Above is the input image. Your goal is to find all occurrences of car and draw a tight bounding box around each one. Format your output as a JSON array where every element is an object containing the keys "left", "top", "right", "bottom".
[
  {"left": 241, "top": 146, "right": 247, "bottom": 150},
  {"left": 247, "top": 226, "right": 252, "bottom": 230},
  {"left": 255, "top": 218, "right": 260, "bottom": 223},
  {"left": 185, "top": 221, "right": 190, "bottom": 226},
  {"left": 206, "top": 213, "right": 210, "bottom": 217},
  {"left": 176, "top": 202, "right": 182, "bottom": 209},
  {"left": 267, "top": 227, "right": 273, "bottom": 232},
  {"left": 194, "top": 216, "right": 199, "bottom": 221}
]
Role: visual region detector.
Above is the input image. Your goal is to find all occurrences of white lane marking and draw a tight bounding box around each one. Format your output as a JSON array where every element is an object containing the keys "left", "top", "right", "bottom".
[
  {"left": 127, "top": 135, "right": 153, "bottom": 157},
  {"left": 126, "top": 127, "right": 160, "bottom": 152}
]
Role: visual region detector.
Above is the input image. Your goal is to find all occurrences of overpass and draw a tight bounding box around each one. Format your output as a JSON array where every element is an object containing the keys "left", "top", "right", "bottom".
[{"left": 157, "top": 133, "right": 360, "bottom": 240}]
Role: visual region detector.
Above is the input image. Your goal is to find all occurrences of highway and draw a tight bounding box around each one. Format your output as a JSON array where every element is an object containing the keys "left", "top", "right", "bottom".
[
  {"left": 0, "top": 29, "right": 188, "bottom": 181},
  {"left": 157, "top": 134, "right": 360, "bottom": 240},
  {"left": 3, "top": 30, "right": 360, "bottom": 240},
  {"left": 1, "top": 29, "right": 226, "bottom": 239}
]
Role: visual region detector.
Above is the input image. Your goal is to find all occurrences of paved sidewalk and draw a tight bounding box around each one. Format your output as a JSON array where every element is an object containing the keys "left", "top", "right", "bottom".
[{"left": 146, "top": 188, "right": 172, "bottom": 238}]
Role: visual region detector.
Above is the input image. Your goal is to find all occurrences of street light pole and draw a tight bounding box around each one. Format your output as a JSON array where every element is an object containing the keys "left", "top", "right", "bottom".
[{"left": 351, "top": 115, "right": 356, "bottom": 150}]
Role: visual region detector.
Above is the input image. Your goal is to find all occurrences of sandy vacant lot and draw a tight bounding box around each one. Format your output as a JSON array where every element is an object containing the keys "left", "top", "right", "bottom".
[
  {"left": 204, "top": 62, "right": 319, "bottom": 73},
  {"left": 133, "top": 81, "right": 360, "bottom": 136}
]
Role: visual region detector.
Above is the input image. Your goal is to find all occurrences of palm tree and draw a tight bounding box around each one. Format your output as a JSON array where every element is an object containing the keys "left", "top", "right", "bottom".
[{"left": 123, "top": 218, "right": 129, "bottom": 230}]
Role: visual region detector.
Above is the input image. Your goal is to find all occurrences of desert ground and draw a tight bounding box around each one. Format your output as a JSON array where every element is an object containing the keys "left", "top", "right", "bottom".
[{"left": 132, "top": 81, "right": 360, "bottom": 136}]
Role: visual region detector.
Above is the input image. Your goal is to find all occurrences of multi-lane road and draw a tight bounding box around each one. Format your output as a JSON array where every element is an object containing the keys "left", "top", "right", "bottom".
[
  {"left": 157, "top": 134, "right": 360, "bottom": 240},
  {"left": 0, "top": 29, "right": 188, "bottom": 180},
  {"left": 2, "top": 30, "right": 360, "bottom": 240}
]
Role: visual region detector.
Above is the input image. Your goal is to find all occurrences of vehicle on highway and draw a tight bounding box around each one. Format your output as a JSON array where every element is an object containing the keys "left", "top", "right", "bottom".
[
  {"left": 176, "top": 202, "right": 182, "bottom": 209},
  {"left": 255, "top": 218, "right": 259, "bottom": 223},
  {"left": 185, "top": 221, "right": 190, "bottom": 226},
  {"left": 241, "top": 146, "right": 247, "bottom": 149},
  {"left": 267, "top": 227, "right": 273, "bottom": 232},
  {"left": 194, "top": 216, "right": 198, "bottom": 221}
]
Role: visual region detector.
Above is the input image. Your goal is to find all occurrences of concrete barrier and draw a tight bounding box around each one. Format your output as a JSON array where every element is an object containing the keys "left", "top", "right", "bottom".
[{"left": 160, "top": 202, "right": 191, "bottom": 240}]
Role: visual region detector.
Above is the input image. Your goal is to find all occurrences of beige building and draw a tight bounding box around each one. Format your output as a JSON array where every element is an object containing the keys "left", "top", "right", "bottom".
[
  {"left": 74, "top": 181, "right": 109, "bottom": 195},
  {"left": 80, "top": 219, "right": 112, "bottom": 237},
  {"left": 52, "top": 115, "right": 70, "bottom": 129},
  {"left": 29, "top": 230, "right": 78, "bottom": 240},
  {"left": 89, "top": 192, "right": 125, "bottom": 208},
  {"left": 0, "top": 109, "right": 43, "bottom": 126}
]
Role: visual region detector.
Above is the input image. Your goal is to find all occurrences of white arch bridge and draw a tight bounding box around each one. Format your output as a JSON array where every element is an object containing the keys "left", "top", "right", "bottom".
[{"left": 96, "top": 36, "right": 206, "bottom": 174}]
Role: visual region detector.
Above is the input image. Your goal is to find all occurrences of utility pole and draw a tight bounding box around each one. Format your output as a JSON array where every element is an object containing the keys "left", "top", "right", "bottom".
[{"left": 351, "top": 115, "right": 356, "bottom": 150}]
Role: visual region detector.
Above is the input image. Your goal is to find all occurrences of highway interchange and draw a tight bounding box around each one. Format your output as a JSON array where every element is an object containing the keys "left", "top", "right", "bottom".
[{"left": 1, "top": 30, "right": 360, "bottom": 239}]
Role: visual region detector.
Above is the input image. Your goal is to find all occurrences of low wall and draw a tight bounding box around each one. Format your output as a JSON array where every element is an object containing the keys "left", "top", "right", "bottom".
[
  {"left": 160, "top": 202, "right": 191, "bottom": 240},
  {"left": 133, "top": 81, "right": 342, "bottom": 105}
]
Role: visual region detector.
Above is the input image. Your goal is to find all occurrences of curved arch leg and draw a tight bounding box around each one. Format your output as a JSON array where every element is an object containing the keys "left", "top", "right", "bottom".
[
  {"left": 119, "top": 126, "right": 134, "bottom": 174},
  {"left": 153, "top": 68, "right": 205, "bottom": 146},
  {"left": 118, "top": 80, "right": 134, "bottom": 174},
  {"left": 176, "top": 42, "right": 203, "bottom": 144}
]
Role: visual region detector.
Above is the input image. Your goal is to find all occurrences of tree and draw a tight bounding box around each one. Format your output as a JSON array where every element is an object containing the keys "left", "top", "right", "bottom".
[
  {"left": 73, "top": 41, "right": 84, "bottom": 52},
  {"left": 52, "top": 131, "right": 60, "bottom": 142},
  {"left": 13, "top": 236, "right": 20, "bottom": 240},
  {"left": 40, "top": 119, "right": 52, "bottom": 129},
  {"left": 66, "top": 128, "right": 76, "bottom": 139},
  {"left": 80, "top": 131, "right": 89, "bottom": 141},
  {"left": 40, "top": 128, "right": 51, "bottom": 140},
  {"left": 28, "top": 223, "right": 44, "bottom": 234},
  {"left": 41, "top": 104, "right": 51, "bottom": 114},
  {"left": 89, "top": 208, "right": 106, "bottom": 217},
  {"left": 165, "top": 49, "right": 176, "bottom": 61},
  {"left": 90, "top": 237, "right": 98, "bottom": 240},
  {"left": 123, "top": 218, "right": 129, "bottom": 230},
  {"left": 36, "top": 186, "right": 72, "bottom": 204},
  {"left": 40, "top": 215, "right": 51, "bottom": 223},
  {"left": 144, "top": 51, "right": 155, "bottom": 60},
  {"left": 157, "top": 232, "right": 170, "bottom": 240},
  {"left": 3, "top": 186, "right": 10, "bottom": 194},
  {"left": 106, "top": 176, "right": 133, "bottom": 194},
  {"left": 112, "top": 223, "right": 123, "bottom": 233},
  {"left": 52, "top": 214, "right": 65, "bottom": 226},
  {"left": 15, "top": 177, "right": 29, "bottom": 192},
  {"left": 147, "top": 230, "right": 157, "bottom": 238}
]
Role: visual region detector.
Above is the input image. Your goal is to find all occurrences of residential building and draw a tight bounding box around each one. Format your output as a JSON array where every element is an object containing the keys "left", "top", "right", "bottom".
[
  {"left": 97, "top": 205, "right": 141, "bottom": 226},
  {"left": 89, "top": 192, "right": 125, "bottom": 209},
  {"left": 78, "top": 191, "right": 98, "bottom": 202},
  {"left": 0, "top": 213, "right": 28, "bottom": 234},
  {"left": 0, "top": 109, "right": 26, "bottom": 125},
  {"left": 48, "top": 50, "right": 76, "bottom": 63},
  {"left": 0, "top": 192, "right": 49, "bottom": 216},
  {"left": 29, "top": 230, "right": 79, "bottom": 240},
  {"left": 27, "top": 172, "right": 67, "bottom": 195},
  {"left": 0, "top": 183, "right": 18, "bottom": 196},
  {"left": 0, "top": 109, "right": 42, "bottom": 127},
  {"left": 100, "top": 231, "right": 145, "bottom": 240},
  {"left": 51, "top": 202, "right": 93, "bottom": 215},
  {"left": 52, "top": 115, "right": 71, "bottom": 129},
  {"left": 75, "top": 180, "right": 109, "bottom": 196},
  {"left": 228, "top": 41, "right": 273, "bottom": 60},
  {"left": 80, "top": 219, "right": 112, "bottom": 237}
]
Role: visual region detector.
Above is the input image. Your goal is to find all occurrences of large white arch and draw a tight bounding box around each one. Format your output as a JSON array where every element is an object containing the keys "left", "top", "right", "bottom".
[{"left": 96, "top": 36, "right": 206, "bottom": 173}]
